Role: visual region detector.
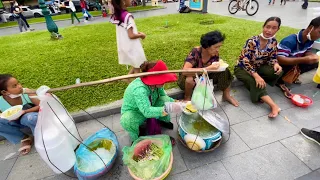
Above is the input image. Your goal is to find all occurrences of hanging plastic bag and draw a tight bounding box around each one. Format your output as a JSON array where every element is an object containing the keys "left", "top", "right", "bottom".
[
  {"left": 35, "top": 92, "right": 80, "bottom": 174},
  {"left": 84, "top": 12, "right": 89, "bottom": 17},
  {"left": 199, "top": 110, "right": 230, "bottom": 139},
  {"left": 122, "top": 135, "right": 172, "bottom": 180},
  {"left": 74, "top": 128, "right": 119, "bottom": 180},
  {"left": 191, "top": 73, "right": 217, "bottom": 110}
]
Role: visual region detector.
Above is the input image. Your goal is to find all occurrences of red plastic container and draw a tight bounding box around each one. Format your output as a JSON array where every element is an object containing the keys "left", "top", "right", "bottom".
[{"left": 291, "top": 94, "right": 313, "bottom": 108}]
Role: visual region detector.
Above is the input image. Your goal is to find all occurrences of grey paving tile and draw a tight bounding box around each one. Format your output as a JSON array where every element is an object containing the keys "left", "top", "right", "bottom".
[
  {"left": 231, "top": 116, "right": 299, "bottom": 149},
  {"left": 0, "top": 140, "right": 19, "bottom": 161},
  {"left": 177, "top": 129, "right": 250, "bottom": 170},
  {"left": 40, "top": 169, "right": 75, "bottom": 179},
  {"left": 167, "top": 161, "right": 232, "bottom": 180},
  {"left": 7, "top": 153, "right": 55, "bottom": 180},
  {"left": 318, "top": 169, "right": 320, "bottom": 174},
  {"left": 281, "top": 133, "right": 320, "bottom": 171},
  {"left": 280, "top": 100, "right": 320, "bottom": 130},
  {"left": 170, "top": 145, "right": 188, "bottom": 176},
  {"left": 217, "top": 103, "right": 252, "bottom": 125},
  {"left": 0, "top": 157, "right": 17, "bottom": 180},
  {"left": 112, "top": 114, "right": 125, "bottom": 132},
  {"left": 238, "top": 100, "right": 270, "bottom": 119},
  {"left": 295, "top": 170, "right": 320, "bottom": 180},
  {"left": 222, "top": 142, "right": 311, "bottom": 180},
  {"left": 115, "top": 131, "right": 131, "bottom": 152},
  {"left": 76, "top": 117, "right": 112, "bottom": 140}
]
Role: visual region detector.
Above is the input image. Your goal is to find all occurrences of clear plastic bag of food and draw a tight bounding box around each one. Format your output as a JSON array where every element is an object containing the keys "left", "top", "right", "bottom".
[{"left": 122, "top": 135, "right": 172, "bottom": 180}]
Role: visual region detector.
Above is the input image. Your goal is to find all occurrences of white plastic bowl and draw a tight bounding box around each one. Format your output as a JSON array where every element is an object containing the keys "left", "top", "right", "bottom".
[
  {"left": 0, "top": 105, "right": 23, "bottom": 121},
  {"left": 218, "top": 64, "right": 229, "bottom": 71}
]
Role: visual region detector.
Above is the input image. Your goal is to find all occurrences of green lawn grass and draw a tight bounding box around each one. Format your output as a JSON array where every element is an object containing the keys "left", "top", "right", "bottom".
[
  {"left": 0, "top": 6, "right": 163, "bottom": 28},
  {"left": 0, "top": 13, "right": 297, "bottom": 112}
]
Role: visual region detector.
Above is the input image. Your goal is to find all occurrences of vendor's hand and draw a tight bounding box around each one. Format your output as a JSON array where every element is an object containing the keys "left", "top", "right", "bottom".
[
  {"left": 209, "top": 62, "right": 220, "bottom": 70},
  {"left": 164, "top": 102, "right": 184, "bottom": 114},
  {"left": 307, "top": 54, "right": 319, "bottom": 64},
  {"left": 253, "top": 74, "right": 266, "bottom": 89},
  {"left": 138, "top": 32, "right": 146, "bottom": 39},
  {"left": 273, "top": 63, "right": 282, "bottom": 75}
]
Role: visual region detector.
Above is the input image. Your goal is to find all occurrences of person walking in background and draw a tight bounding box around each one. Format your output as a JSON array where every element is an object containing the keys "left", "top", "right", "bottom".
[
  {"left": 11, "top": 1, "right": 34, "bottom": 31},
  {"left": 268, "top": 0, "right": 275, "bottom": 5},
  {"left": 302, "top": 0, "right": 308, "bottom": 9},
  {"left": 280, "top": 0, "right": 286, "bottom": 5},
  {"left": 110, "top": 0, "right": 147, "bottom": 76},
  {"left": 80, "top": 0, "right": 92, "bottom": 22},
  {"left": 66, "top": 0, "right": 80, "bottom": 24},
  {"left": 13, "top": 6, "right": 28, "bottom": 33}
]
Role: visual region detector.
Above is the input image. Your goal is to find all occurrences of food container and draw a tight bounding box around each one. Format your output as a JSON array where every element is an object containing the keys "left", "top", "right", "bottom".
[
  {"left": 291, "top": 94, "right": 313, "bottom": 108},
  {"left": 0, "top": 105, "right": 23, "bottom": 121},
  {"left": 178, "top": 113, "right": 222, "bottom": 151}
]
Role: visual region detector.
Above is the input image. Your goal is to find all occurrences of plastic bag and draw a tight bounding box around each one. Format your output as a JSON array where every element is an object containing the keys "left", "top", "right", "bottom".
[
  {"left": 199, "top": 110, "right": 230, "bottom": 139},
  {"left": 122, "top": 135, "right": 172, "bottom": 180},
  {"left": 74, "top": 128, "right": 119, "bottom": 180},
  {"left": 84, "top": 12, "right": 88, "bottom": 17},
  {"left": 35, "top": 93, "right": 80, "bottom": 174},
  {"left": 191, "top": 73, "right": 217, "bottom": 110}
]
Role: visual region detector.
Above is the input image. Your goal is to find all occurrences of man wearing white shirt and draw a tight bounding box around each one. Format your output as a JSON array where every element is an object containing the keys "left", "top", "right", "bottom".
[{"left": 66, "top": 0, "right": 80, "bottom": 24}]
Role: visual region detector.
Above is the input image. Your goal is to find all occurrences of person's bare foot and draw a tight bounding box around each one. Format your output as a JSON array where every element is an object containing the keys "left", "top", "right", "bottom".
[
  {"left": 268, "top": 105, "right": 281, "bottom": 118},
  {"left": 19, "top": 136, "right": 32, "bottom": 155},
  {"left": 223, "top": 95, "right": 239, "bottom": 107}
]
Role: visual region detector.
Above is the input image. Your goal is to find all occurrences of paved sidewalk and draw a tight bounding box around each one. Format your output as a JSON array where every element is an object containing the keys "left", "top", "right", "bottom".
[{"left": 1, "top": 71, "right": 320, "bottom": 180}]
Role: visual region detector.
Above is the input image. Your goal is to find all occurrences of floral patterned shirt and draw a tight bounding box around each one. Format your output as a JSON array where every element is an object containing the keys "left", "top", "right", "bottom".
[
  {"left": 236, "top": 35, "right": 278, "bottom": 74},
  {"left": 185, "top": 47, "right": 219, "bottom": 68}
]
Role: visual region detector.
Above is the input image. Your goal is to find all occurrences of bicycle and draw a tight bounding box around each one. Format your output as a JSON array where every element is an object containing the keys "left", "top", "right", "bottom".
[{"left": 228, "top": 0, "right": 259, "bottom": 16}]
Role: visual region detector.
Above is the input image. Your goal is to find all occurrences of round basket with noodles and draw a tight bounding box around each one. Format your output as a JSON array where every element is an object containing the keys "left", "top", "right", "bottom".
[
  {"left": 128, "top": 138, "right": 174, "bottom": 180},
  {"left": 178, "top": 112, "right": 222, "bottom": 153},
  {"left": 0, "top": 105, "right": 23, "bottom": 121}
]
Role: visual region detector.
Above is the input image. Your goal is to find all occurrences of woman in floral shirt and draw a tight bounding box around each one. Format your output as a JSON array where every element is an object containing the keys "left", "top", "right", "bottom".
[
  {"left": 235, "top": 17, "right": 283, "bottom": 118},
  {"left": 178, "top": 30, "right": 239, "bottom": 107}
]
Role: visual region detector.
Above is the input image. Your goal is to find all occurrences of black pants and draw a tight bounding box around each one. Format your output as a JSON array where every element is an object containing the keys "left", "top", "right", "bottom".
[
  {"left": 277, "top": 63, "right": 318, "bottom": 84},
  {"left": 20, "top": 15, "right": 30, "bottom": 28},
  {"left": 302, "top": 0, "right": 308, "bottom": 8}
]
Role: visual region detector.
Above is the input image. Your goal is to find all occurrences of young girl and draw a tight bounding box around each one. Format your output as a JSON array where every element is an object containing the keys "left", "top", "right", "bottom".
[
  {"left": 0, "top": 74, "right": 40, "bottom": 155},
  {"left": 110, "top": 0, "right": 147, "bottom": 75}
]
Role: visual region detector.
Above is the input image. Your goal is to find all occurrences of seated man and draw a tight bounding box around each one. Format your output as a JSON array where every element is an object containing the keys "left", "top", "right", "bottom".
[{"left": 277, "top": 16, "right": 320, "bottom": 98}]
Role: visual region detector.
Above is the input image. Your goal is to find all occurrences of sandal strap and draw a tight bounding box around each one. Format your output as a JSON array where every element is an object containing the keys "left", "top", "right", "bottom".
[{"left": 21, "top": 137, "right": 32, "bottom": 143}]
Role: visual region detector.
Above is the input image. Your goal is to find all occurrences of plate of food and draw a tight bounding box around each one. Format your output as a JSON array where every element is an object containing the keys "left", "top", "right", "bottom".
[
  {"left": 218, "top": 59, "right": 229, "bottom": 71},
  {"left": 0, "top": 105, "right": 23, "bottom": 121}
]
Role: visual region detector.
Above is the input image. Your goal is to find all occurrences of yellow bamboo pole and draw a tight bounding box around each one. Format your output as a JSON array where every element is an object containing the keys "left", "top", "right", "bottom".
[{"left": 27, "top": 69, "right": 221, "bottom": 94}]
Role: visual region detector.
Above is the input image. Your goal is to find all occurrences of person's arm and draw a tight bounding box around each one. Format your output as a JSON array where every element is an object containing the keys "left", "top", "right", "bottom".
[
  {"left": 158, "top": 88, "right": 175, "bottom": 102},
  {"left": 182, "top": 49, "right": 219, "bottom": 76},
  {"left": 268, "top": 40, "right": 278, "bottom": 66},
  {"left": 126, "top": 17, "right": 145, "bottom": 40},
  {"left": 238, "top": 39, "right": 256, "bottom": 74},
  {"left": 277, "top": 41, "right": 312, "bottom": 65},
  {"left": 23, "top": 94, "right": 40, "bottom": 113},
  {"left": 133, "top": 87, "right": 166, "bottom": 118}
]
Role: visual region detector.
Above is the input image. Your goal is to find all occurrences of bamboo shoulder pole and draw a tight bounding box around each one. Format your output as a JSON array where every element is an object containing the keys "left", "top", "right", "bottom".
[{"left": 28, "top": 69, "right": 222, "bottom": 94}]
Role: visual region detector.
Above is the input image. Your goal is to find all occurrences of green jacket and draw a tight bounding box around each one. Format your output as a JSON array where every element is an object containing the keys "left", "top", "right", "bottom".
[{"left": 121, "top": 78, "right": 174, "bottom": 118}]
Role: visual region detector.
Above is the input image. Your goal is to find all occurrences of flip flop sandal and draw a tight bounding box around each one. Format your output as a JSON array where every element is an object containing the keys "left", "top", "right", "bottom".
[
  {"left": 19, "top": 137, "right": 32, "bottom": 155},
  {"left": 277, "top": 84, "right": 293, "bottom": 99}
]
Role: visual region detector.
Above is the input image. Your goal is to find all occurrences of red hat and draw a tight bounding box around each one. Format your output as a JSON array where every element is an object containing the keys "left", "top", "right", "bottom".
[{"left": 141, "top": 60, "right": 177, "bottom": 86}]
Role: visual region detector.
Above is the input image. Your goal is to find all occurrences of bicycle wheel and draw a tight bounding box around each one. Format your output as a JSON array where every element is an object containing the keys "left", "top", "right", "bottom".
[
  {"left": 245, "top": 0, "right": 259, "bottom": 16},
  {"left": 228, "top": 0, "right": 239, "bottom": 14}
]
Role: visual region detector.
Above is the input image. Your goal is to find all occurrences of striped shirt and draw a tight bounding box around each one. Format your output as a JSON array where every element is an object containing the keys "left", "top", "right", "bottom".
[{"left": 277, "top": 29, "right": 314, "bottom": 58}]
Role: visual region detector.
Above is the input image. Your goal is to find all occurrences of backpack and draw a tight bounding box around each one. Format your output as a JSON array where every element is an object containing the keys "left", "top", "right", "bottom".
[{"left": 179, "top": 6, "right": 191, "bottom": 13}]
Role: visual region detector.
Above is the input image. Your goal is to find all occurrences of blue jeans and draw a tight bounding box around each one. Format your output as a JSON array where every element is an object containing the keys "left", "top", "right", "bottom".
[
  {"left": 0, "top": 112, "right": 38, "bottom": 144},
  {"left": 82, "top": 9, "right": 92, "bottom": 19}
]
